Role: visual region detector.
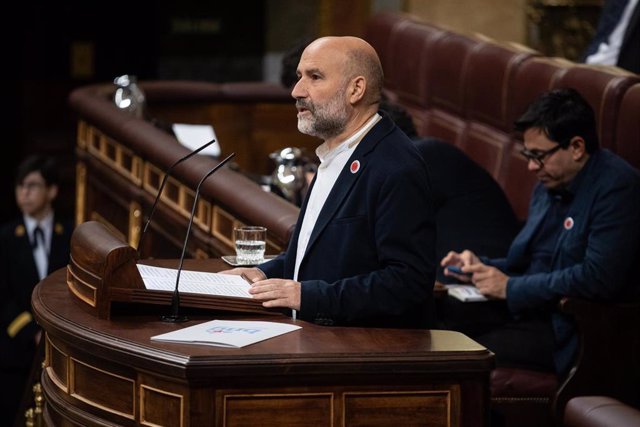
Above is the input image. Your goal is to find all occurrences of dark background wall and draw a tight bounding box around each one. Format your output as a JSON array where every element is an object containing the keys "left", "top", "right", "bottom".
[
  {"left": 0, "top": 0, "right": 601, "bottom": 224},
  {"left": 0, "top": 1, "right": 269, "bottom": 223}
]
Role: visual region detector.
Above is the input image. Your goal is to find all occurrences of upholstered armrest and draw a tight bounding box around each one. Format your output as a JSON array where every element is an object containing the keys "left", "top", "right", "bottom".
[
  {"left": 554, "top": 297, "right": 640, "bottom": 423},
  {"left": 491, "top": 368, "right": 557, "bottom": 398},
  {"left": 433, "top": 281, "right": 448, "bottom": 298},
  {"left": 565, "top": 396, "right": 640, "bottom": 427}
]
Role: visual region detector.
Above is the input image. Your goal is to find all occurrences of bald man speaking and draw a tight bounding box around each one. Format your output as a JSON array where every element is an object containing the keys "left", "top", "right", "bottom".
[{"left": 223, "top": 37, "right": 436, "bottom": 328}]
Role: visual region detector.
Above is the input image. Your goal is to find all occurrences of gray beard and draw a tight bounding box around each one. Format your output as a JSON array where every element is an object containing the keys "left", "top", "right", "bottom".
[
  {"left": 296, "top": 93, "right": 348, "bottom": 140},
  {"left": 297, "top": 114, "right": 346, "bottom": 140}
]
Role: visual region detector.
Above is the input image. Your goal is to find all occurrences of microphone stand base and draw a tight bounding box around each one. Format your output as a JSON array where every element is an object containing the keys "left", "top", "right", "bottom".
[{"left": 160, "top": 314, "right": 189, "bottom": 323}]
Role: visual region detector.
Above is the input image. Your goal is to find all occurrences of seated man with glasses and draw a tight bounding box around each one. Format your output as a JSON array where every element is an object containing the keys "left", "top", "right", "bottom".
[
  {"left": 440, "top": 88, "right": 640, "bottom": 376},
  {"left": 0, "top": 155, "right": 73, "bottom": 424}
]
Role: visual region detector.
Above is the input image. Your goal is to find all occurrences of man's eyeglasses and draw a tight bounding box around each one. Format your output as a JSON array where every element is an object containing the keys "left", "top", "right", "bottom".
[{"left": 520, "top": 144, "right": 563, "bottom": 167}]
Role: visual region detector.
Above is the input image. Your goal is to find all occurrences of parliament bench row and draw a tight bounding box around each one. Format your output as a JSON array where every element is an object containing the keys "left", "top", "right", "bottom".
[
  {"left": 68, "top": 12, "right": 640, "bottom": 426},
  {"left": 366, "top": 12, "right": 640, "bottom": 221},
  {"left": 364, "top": 11, "right": 640, "bottom": 427}
]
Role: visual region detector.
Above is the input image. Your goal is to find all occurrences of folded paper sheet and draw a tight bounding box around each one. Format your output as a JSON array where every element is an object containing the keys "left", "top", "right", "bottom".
[{"left": 151, "top": 320, "right": 302, "bottom": 348}]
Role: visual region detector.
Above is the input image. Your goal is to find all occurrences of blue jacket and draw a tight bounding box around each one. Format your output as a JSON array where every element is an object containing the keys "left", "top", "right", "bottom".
[
  {"left": 260, "top": 114, "right": 436, "bottom": 328},
  {"left": 487, "top": 149, "right": 640, "bottom": 374}
]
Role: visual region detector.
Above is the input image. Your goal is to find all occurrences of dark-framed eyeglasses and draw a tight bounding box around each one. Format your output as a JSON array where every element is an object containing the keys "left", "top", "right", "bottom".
[{"left": 520, "top": 144, "right": 563, "bottom": 167}]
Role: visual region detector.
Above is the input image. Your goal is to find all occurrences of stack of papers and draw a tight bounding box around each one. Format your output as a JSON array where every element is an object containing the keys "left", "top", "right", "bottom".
[
  {"left": 151, "top": 320, "right": 301, "bottom": 348},
  {"left": 445, "top": 284, "right": 488, "bottom": 302},
  {"left": 137, "top": 264, "right": 251, "bottom": 298}
]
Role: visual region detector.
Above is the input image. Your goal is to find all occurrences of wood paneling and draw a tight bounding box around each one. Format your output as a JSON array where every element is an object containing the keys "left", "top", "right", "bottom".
[{"left": 34, "top": 264, "right": 493, "bottom": 427}]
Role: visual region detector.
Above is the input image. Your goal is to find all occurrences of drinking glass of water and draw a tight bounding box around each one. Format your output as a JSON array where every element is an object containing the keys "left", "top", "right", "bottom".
[{"left": 234, "top": 226, "right": 266, "bottom": 265}]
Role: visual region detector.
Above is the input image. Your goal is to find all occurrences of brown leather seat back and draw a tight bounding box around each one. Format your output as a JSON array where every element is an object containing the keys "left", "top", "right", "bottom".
[
  {"left": 364, "top": 12, "right": 415, "bottom": 91},
  {"left": 507, "top": 57, "right": 572, "bottom": 127},
  {"left": 465, "top": 41, "right": 538, "bottom": 131},
  {"left": 552, "top": 65, "right": 640, "bottom": 151},
  {"left": 421, "top": 32, "right": 482, "bottom": 147},
  {"left": 462, "top": 41, "right": 538, "bottom": 181},
  {"left": 385, "top": 20, "right": 446, "bottom": 133},
  {"left": 615, "top": 84, "right": 640, "bottom": 170}
]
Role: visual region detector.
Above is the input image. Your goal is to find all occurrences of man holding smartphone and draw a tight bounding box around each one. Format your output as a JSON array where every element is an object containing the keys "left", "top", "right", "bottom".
[{"left": 441, "top": 88, "right": 640, "bottom": 376}]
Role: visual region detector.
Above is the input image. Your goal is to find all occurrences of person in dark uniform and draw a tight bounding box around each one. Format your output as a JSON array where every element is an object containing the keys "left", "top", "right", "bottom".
[{"left": 0, "top": 155, "right": 73, "bottom": 426}]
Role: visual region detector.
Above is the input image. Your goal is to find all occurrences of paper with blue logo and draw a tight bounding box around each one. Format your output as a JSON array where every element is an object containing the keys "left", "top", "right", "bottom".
[{"left": 150, "top": 320, "right": 301, "bottom": 348}]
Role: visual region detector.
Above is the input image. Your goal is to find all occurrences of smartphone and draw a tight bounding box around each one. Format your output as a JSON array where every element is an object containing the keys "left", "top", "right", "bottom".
[{"left": 446, "top": 265, "right": 472, "bottom": 276}]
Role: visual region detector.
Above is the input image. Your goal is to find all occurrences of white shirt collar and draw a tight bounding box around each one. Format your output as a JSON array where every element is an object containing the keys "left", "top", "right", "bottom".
[
  {"left": 23, "top": 211, "right": 54, "bottom": 236},
  {"left": 316, "top": 113, "right": 381, "bottom": 169}
]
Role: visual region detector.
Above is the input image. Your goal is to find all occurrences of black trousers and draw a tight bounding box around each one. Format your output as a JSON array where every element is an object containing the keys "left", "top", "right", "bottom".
[
  {"left": 437, "top": 296, "right": 556, "bottom": 372},
  {"left": 0, "top": 368, "right": 29, "bottom": 427}
]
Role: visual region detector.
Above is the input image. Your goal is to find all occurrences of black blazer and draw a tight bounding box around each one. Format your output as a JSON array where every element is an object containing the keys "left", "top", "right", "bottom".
[
  {"left": 0, "top": 215, "right": 72, "bottom": 368},
  {"left": 618, "top": 1, "right": 640, "bottom": 73},
  {"left": 582, "top": 0, "right": 630, "bottom": 59},
  {"left": 413, "top": 138, "right": 520, "bottom": 283},
  {"left": 260, "top": 114, "right": 436, "bottom": 328}
]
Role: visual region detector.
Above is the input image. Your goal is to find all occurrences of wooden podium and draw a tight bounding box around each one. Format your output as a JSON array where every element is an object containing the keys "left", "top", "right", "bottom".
[
  {"left": 32, "top": 222, "right": 494, "bottom": 427},
  {"left": 66, "top": 221, "right": 282, "bottom": 319}
]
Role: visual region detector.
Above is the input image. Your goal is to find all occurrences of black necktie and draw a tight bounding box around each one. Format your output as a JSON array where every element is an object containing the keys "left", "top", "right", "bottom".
[{"left": 32, "top": 226, "right": 44, "bottom": 250}]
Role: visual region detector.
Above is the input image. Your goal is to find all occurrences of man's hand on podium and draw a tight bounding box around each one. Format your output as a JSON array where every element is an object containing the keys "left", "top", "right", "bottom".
[
  {"left": 219, "top": 267, "right": 267, "bottom": 283},
  {"left": 249, "top": 278, "right": 301, "bottom": 311},
  {"left": 220, "top": 267, "right": 301, "bottom": 311}
]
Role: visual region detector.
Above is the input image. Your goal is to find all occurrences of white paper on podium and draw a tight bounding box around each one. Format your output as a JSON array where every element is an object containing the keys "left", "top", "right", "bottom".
[
  {"left": 172, "top": 123, "right": 221, "bottom": 157},
  {"left": 151, "top": 320, "right": 302, "bottom": 348},
  {"left": 137, "top": 264, "right": 251, "bottom": 298},
  {"left": 445, "top": 284, "right": 488, "bottom": 302}
]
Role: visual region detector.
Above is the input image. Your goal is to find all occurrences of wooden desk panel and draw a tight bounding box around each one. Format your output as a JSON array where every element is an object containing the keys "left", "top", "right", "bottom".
[
  {"left": 148, "top": 101, "right": 318, "bottom": 176},
  {"left": 70, "top": 82, "right": 305, "bottom": 262},
  {"left": 33, "top": 261, "right": 493, "bottom": 427}
]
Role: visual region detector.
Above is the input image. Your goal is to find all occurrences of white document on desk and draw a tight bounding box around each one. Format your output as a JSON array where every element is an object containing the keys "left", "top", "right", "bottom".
[
  {"left": 445, "top": 284, "right": 489, "bottom": 302},
  {"left": 151, "top": 320, "right": 301, "bottom": 348},
  {"left": 137, "top": 264, "right": 252, "bottom": 298},
  {"left": 172, "top": 123, "right": 221, "bottom": 157}
]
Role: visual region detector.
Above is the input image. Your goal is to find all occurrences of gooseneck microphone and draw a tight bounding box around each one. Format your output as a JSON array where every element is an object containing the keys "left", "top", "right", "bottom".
[
  {"left": 136, "top": 139, "right": 216, "bottom": 257},
  {"left": 161, "top": 152, "right": 236, "bottom": 323}
]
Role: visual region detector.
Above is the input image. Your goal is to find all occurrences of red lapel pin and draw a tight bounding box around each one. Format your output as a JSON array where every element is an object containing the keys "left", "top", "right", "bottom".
[
  {"left": 350, "top": 160, "right": 360, "bottom": 174},
  {"left": 563, "top": 217, "right": 574, "bottom": 230}
]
